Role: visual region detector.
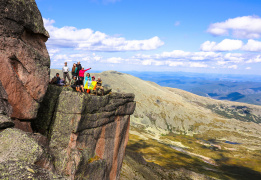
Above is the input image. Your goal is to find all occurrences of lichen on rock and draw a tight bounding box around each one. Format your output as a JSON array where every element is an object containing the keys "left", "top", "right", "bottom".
[
  {"left": 0, "top": 128, "right": 43, "bottom": 164},
  {"left": 33, "top": 85, "right": 136, "bottom": 180}
]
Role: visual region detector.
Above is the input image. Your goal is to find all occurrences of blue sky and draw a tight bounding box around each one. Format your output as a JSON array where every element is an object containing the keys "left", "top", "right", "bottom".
[{"left": 36, "top": 0, "right": 261, "bottom": 75}]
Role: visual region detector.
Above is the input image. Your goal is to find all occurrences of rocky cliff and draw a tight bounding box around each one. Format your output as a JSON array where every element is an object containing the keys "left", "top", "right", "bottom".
[
  {"left": 33, "top": 85, "right": 136, "bottom": 179},
  {"left": 0, "top": 0, "right": 50, "bottom": 120},
  {"left": 0, "top": 84, "right": 136, "bottom": 180},
  {"left": 0, "top": 1, "right": 136, "bottom": 179},
  {"left": 0, "top": 81, "right": 13, "bottom": 129}
]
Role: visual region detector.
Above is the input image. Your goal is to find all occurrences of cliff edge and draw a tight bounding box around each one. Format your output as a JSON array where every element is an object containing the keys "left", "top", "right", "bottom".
[
  {"left": 0, "top": 85, "right": 136, "bottom": 180},
  {"left": 33, "top": 85, "right": 136, "bottom": 179}
]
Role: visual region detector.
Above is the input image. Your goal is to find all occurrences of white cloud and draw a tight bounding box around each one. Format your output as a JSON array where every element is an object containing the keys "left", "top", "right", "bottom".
[
  {"left": 140, "top": 59, "right": 165, "bottom": 66},
  {"left": 43, "top": 18, "right": 164, "bottom": 52},
  {"left": 201, "top": 39, "right": 261, "bottom": 52},
  {"left": 134, "top": 50, "right": 223, "bottom": 61},
  {"left": 106, "top": 57, "right": 124, "bottom": 63},
  {"left": 161, "top": 50, "right": 191, "bottom": 59},
  {"left": 51, "top": 52, "right": 103, "bottom": 65},
  {"left": 93, "top": 56, "right": 103, "bottom": 61},
  {"left": 54, "top": 54, "right": 68, "bottom": 60},
  {"left": 224, "top": 53, "right": 244, "bottom": 63},
  {"left": 48, "top": 48, "right": 60, "bottom": 58},
  {"left": 207, "top": 16, "right": 261, "bottom": 39},
  {"left": 160, "top": 50, "right": 191, "bottom": 59},
  {"left": 213, "top": 39, "right": 243, "bottom": 51},
  {"left": 166, "top": 61, "right": 184, "bottom": 67},
  {"left": 217, "top": 61, "right": 228, "bottom": 65},
  {"left": 44, "top": 18, "right": 55, "bottom": 27},
  {"left": 246, "top": 67, "right": 252, "bottom": 70},
  {"left": 228, "top": 65, "right": 238, "bottom": 69},
  {"left": 48, "top": 48, "right": 60, "bottom": 54},
  {"left": 190, "top": 62, "right": 208, "bottom": 68},
  {"left": 246, "top": 55, "right": 261, "bottom": 63},
  {"left": 242, "top": 39, "right": 261, "bottom": 51},
  {"left": 141, "top": 60, "right": 153, "bottom": 66},
  {"left": 201, "top": 39, "right": 243, "bottom": 51},
  {"left": 191, "top": 52, "right": 221, "bottom": 60},
  {"left": 69, "top": 54, "right": 86, "bottom": 58},
  {"left": 200, "top": 41, "right": 216, "bottom": 51}
]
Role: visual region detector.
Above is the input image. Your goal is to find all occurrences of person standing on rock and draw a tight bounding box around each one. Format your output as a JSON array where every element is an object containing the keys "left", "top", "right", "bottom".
[
  {"left": 76, "top": 61, "right": 82, "bottom": 78},
  {"left": 79, "top": 67, "right": 91, "bottom": 80},
  {"left": 62, "top": 62, "right": 71, "bottom": 84},
  {"left": 71, "top": 63, "right": 77, "bottom": 77}
]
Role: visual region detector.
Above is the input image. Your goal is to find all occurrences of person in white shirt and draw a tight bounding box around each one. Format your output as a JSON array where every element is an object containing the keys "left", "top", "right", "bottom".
[{"left": 62, "top": 62, "right": 71, "bottom": 84}]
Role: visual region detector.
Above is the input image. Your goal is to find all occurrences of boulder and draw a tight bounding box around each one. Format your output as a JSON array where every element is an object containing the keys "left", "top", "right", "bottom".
[
  {"left": 0, "top": 128, "right": 66, "bottom": 179},
  {"left": 0, "top": 0, "right": 50, "bottom": 119},
  {"left": 0, "top": 128, "right": 44, "bottom": 164},
  {"left": 0, "top": 81, "right": 14, "bottom": 130},
  {"left": 0, "top": 81, "right": 12, "bottom": 116},
  {"left": 0, "top": 114, "right": 14, "bottom": 130},
  {"left": 33, "top": 85, "right": 136, "bottom": 180},
  {"left": 0, "top": 161, "right": 68, "bottom": 180}
]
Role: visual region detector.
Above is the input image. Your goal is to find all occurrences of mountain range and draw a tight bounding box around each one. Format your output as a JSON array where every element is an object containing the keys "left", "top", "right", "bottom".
[{"left": 125, "top": 71, "right": 261, "bottom": 106}]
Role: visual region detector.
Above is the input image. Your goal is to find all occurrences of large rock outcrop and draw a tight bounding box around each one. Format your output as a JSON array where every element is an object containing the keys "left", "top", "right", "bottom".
[
  {"left": 1, "top": 85, "right": 136, "bottom": 179},
  {"left": 0, "top": 81, "right": 14, "bottom": 129},
  {"left": 0, "top": 128, "right": 67, "bottom": 179},
  {"left": 0, "top": 1, "right": 136, "bottom": 179},
  {"left": 0, "top": 0, "right": 50, "bottom": 119},
  {"left": 33, "top": 85, "right": 136, "bottom": 179}
]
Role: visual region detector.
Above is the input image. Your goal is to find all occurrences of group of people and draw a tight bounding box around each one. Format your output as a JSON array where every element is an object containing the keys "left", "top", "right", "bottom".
[{"left": 50, "top": 61, "right": 104, "bottom": 95}]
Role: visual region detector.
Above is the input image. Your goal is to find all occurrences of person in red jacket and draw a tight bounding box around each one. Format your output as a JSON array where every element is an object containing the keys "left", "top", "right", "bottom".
[{"left": 78, "top": 67, "right": 91, "bottom": 79}]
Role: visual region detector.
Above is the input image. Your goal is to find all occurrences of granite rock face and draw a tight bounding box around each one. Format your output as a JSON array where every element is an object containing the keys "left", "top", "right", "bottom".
[
  {"left": 0, "top": 128, "right": 67, "bottom": 179},
  {"left": 0, "top": 161, "right": 67, "bottom": 180},
  {"left": 0, "top": 81, "right": 13, "bottom": 129},
  {"left": 1, "top": 85, "right": 135, "bottom": 179},
  {"left": 33, "top": 85, "right": 136, "bottom": 180},
  {"left": 0, "top": 0, "right": 50, "bottom": 119}
]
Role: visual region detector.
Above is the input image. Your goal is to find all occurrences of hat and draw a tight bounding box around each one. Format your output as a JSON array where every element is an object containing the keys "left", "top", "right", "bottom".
[
  {"left": 82, "top": 66, "right": 84, "bottom": 69},
  {"left": 92, "top": 76, "right": 95, "bottom": 78}
]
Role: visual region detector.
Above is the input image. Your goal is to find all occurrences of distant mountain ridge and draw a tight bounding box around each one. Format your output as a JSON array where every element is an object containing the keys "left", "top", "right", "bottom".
[{"left": 124, "top": 71, "right": 261, "bottom": 106}]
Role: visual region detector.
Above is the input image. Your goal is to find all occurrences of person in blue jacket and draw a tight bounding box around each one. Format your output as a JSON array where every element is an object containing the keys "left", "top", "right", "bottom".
[{"left": 85, "top": 73, "right": 91, "bottom": 82}]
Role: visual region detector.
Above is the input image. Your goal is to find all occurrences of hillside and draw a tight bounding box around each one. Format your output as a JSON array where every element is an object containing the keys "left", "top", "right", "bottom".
[
  {"left": 51, "top": 69, "right": 261, "bottom": 179},
  {"left": 127, "top": 71, "right": 261, "bottom": 106}
]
